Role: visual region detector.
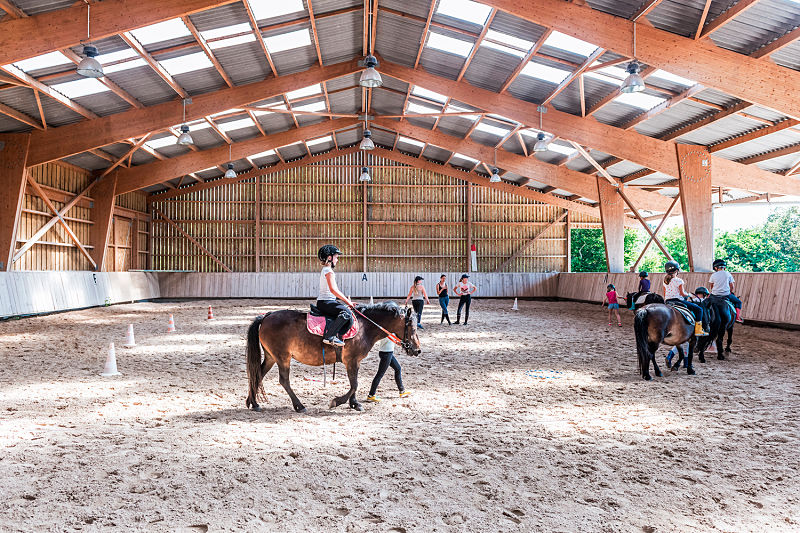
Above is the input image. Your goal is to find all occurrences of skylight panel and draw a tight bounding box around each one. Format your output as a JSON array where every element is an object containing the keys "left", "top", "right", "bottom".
[
  {"left": 412, "top": 86, "right": 448, "bottom": 104},
  {"left": 217, "top": 118, "right": 256, "bottom": 132},
  {"left": 407, "top": 101, "right": 441, "bottom": 115},
  {"left": 103, "top": 58, "right": 147, "bottom": 74},
  {"left": 145, "top": 136, "right": 179, "bottom": 150},
  {"left": 307, "top": 136, "right": 332, "bottom": 147},
  {"left": 547, "top": 143, "right": 577, "bottom": 157},
  {"left": 251, "top": 149, "right": 276, "bottom": 158},
  {"left": 252, "top": 103, "right": 287, "bottom": 116},
  {"left": 445, "top": 104, "right": 480, "bottom": 121},
  {"left": 200, "top": 23, "right": 253, "bottom": 41},
  {"left": 435, "top": 0, "right": 492, "bottom": 26},
  {"left": 210, "top": 108, "right": 243, "bottom": 118},
  {"left": 264, "top": 29, "right": 311, "bottom": 53},
  {"left": 543, "top": 31, "right": 598, "bottom": 57},
  {"left": 650, "top": 69, "right": 695, "bottom": 87},
  {"left": 475, "top": 122, "right": 510, "bottom": 137},
  {"left": 248, "top": 0, "right": 305, "bottom": 21},
  {"left": 399, "top": 136, "right": 425, "bottom": 148},
  {"left": 50, "top": 78, "right": 110, "bottom": 99},
  {"left": 484, "top": 30, "right": 533, "bottom": 52},
  {"left": 13, "top": 51, "right": 71, "bottom": 72},
  {"left": 481, "top": 40, "right": 526, "bottom": 58},
  {"left": 208, "top": 34, "right": 256, "bottom": 50},
  {"left": 426, "top": 32, "right": 474, "bottom": 57},
  {"left": 286, "top": 84, "right": 322, "bottom": 101},
  {"left": 614, "top": 92, "right": 666, "bottom": 110},
  {"left": 160, "top": 52, "right": 214, "bottom": 76},
  {"left": 97, "top": 49, "right": 139, "bottom": 65},
  {"left": 520, "top": 62, "right": 571, "bottom": 85},
  {"left": 129, "top": 18, "right": 191, "bottom": 46},
  {"left": 521, "top": 128, "right": 552, "bottom": 139},
  {"left": 293, "top": 101, "right": 327, "bottom": 113},
  {"left": 453, "top": 153, "right": 479, "bottom": 164}
]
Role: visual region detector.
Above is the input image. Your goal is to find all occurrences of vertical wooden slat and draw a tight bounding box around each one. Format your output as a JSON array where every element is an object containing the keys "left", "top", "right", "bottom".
[{"left": 0, "top": 133, "right": 30, "bottom": 271}]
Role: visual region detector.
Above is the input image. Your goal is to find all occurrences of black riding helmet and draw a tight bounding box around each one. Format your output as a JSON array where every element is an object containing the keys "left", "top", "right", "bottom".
[
  {"left": 639, "top": 271, "right": 648, "bottom": 278},
  {"left": 713, "top": 259, "right": 726, "bottom": 269},
  {"left": 318, "top": 244, "right": 342, "bottom": 263},
  {"left": 695, "top": 286, "right": 710, "bottom": 296},
  {"left": 664, "top": 260, "right": 680, "bottom": 273}
]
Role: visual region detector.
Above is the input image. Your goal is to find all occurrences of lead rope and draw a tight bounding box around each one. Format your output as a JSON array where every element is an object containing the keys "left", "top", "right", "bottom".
[{"left": 350, "top": 306, "right": 403, "bottom": 346}]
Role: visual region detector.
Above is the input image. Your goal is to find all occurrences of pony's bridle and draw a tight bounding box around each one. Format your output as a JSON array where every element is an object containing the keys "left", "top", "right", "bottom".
[{"left": 400, "top": 314, "right": 415, "bottom": 354}]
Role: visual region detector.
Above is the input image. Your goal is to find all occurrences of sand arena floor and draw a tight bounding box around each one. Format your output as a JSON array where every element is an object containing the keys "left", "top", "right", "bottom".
[{"left": 0, "top": 298, "right": 799, "bottom": 532}]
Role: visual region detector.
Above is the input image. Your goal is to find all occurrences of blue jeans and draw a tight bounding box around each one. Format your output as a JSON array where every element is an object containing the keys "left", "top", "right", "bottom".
[{"left": 438, "top": 295, "right": 449, "bottom": 315}]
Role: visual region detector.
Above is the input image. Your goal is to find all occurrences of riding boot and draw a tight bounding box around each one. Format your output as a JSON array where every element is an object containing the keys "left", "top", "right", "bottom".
[
  {"left": 325, "top": 315, "right": 350, "bottom": 345},
  {"left": 445, "top": 314, "right": 451, "bottom": 325},
  {"left": 735, "top": 308, "right": 743, "bottom": 323},
  {"left": 463, "top": 312, "right": 469, "bottom": 326},
  {"left": 455, "top": 313, "right": 460, "bottom": 325},
  {"left": 694, "top": 321, "right": 708, "bottom": 336}
]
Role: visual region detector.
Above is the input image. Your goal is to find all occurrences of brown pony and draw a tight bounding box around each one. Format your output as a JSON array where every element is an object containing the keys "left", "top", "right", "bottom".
[
  {"left": 633, "top": 303, "right": 697, "bottom": 380},
  {"left": 245, "top": 302, "right": 421, "bottom": 413}
]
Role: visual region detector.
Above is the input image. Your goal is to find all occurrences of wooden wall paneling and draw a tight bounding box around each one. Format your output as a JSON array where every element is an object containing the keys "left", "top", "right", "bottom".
[
  {"left": 676, "top": 144, "right": 713, "bottom": 272},
  {"left": 596, "top": 176, "right": 625, "bottom": 272},
  {"left": 0, "top": 133, "right": 30, "bottom": 271}
]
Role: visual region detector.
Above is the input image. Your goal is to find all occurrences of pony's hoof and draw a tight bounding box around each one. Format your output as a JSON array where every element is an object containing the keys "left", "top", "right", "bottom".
[
  {"left": 350, "top": 402, "right": 364, "bottom": 412},
  {"left": 328, "top": 399, "right": 337, "bottom": 409},
  {"left": 655, "top": 370, "right": 663, "bottom": 377},
  {"left": 670, "top": 364, "right": 679, "bottom": 372},
  {"left": 725, "top": 348, "right": 731, "bottom": 354},
  {"left": 294, "top": 404, "right": 306, "bottom": 413},
  {"left": 251, "top": 404, "right": 262, "bottom": 412},
  {"left": 687, "top": 367, "right": 696, "bottom": 375},
  {"left": 717, "top": 354, "right": 725, "bottom": 360},
  {"left": 698, "top": 357, "right": 706, "bottom": 363},
  {"left": 643, "top": 375, "right": 652, "bottom": 381}
]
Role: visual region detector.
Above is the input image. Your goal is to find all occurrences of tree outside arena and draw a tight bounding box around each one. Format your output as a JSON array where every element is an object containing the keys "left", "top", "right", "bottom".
[{"left": 570, "top": 207, "right": 800, "bottom": 273}]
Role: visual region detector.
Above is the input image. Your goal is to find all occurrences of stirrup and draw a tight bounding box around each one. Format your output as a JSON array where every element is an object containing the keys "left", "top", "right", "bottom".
[{"left": 323, "top": 336, "right": 344, "bottom": 347}]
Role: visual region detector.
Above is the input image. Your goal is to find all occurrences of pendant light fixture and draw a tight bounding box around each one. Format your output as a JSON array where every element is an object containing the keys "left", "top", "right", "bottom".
[
  {"left": 359, "top": 0, "right": 383, "bottom": 88},
  {"left": 359, "top": 166, "right": 372, "bottom": 182},
  {"left": 76, "top": 4, "right": 103, "bottom": 78},
  {"left": 176, "top": 99, "right": 194, "bottom": 146},
  {"left": 489, "top": 149, "right": 501, "bottom": 182},
  {"left": 621, "top": 23, "right": 646, "bottom": 94},
  {"left": 224, "top": 143, "right": 236, "bottom": 178},
  {"left": 359, "top": 123, "right": 375, "bottom": 150},
  {"left": 533, "top": 106, "right": 550, "bottom": 153}
]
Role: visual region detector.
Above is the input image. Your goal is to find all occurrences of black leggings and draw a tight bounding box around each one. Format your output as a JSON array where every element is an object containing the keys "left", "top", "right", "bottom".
[
  {"left": 411, "top": 299, "right": 424, "bottom": 324},
  {"left": 457, "top": 294, "right": 471, "bottom": 320},
  {"left": 315, "top": 299, "right": 353, "bottom": 337},
  {"left": 666, "top": 298, "right": 703, "bottom": 322},
  {"left": 369, "top": 351, "right": 404, "bottom": 396}
]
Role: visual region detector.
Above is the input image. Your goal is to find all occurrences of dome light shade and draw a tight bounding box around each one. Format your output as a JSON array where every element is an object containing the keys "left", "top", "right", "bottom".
[
  {"left": 224, "top": 163, "right": 236, "bottom": 179},
  {"left": 533, "top": 132, "right": 549, "bottom": 152},
  {"left": 359, "top": 166, "right": 372, "bottom": 182},
  {"left": 489, "top": 168, "right": 501, "bottom": 183},
  {"left": 359, "top": 129, "right": 375, "bottom": 150},
  {"left": 621, "top": 61, "right": 646, "bottom": 94},
  {"left": 77, "top": 45, "right": 103, "bottom": 78},
  {"left": 359, "top": 55, "right": 383, "bottom": 88},
  {"left": 176, "top": 124, "right": 194, "bottom": 146}
]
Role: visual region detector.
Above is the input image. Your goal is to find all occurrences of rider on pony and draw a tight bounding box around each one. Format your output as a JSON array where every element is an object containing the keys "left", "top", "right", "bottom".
[
  {"left": 709, "top": 259, "right": 744, "bottom": 323},
  {"left": 661, "top": 260, "right": 708, "bottom": 336},
  {"left": 316, "top": 245, "right": 355, "bottom": 347},
  {"left": 629, "top": 271, "right": 651, "bottom": 309}
]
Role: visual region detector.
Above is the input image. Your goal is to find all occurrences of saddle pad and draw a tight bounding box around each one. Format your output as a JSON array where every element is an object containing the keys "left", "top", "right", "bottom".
[
  {"left": 667, "top": 303, "right": 695, "bottom": 324},
  {"left": 306, "top": 314, "right": 359, "bottom": 340}
]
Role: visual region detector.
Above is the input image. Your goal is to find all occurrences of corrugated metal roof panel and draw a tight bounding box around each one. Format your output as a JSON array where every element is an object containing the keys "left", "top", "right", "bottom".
[
  {"left": 1, "top": 85, "right": 85, "bottom": 128},
  {"left": 73, "top": 91, "right": 131, "bottom": 118},
  {"left": 633, "top": 99, "right": 717, "bottom": 138},
  {"left": 470, "top": 129, "right": 504, "bottom": 148},
  {"left": 328, "top": 86, "right": 360, "bottom": 114},
  {"left": 707, "top": 0, "right": 800, "bottom": 56},
  {"left": 692, "top": 88, "right": 740, "bottom": 108},
  {"left": 370, "top": 87, "right": 405, "bottom": 115},
  {"left": 770, "top": 36, "right": 800, "bottom": 71},
  {"left": 172, "top": 68, "right": 227, "bottom": 96},
  {"left": 646, "top": 0, "right": 717, "bottom": 38},
  {"left": 256, "top": 112, "right": 294, "bottom": 134},
  {"left": 277, "top": 142, "right": 307, "bottom": 160},
  {"left": 269, "top": 45, "right": 318, "bottom": 76},
  {"left": 714, "top": 132, "right": 800, "bottom": 161},
  {"left": 507, "top": 73, "right": 555, "bottom": 105},
  {"left": 313, "top": 0, "right": 361, "bottom": 15},
  {"left": 103, "top": 65, "right": 177, "bottom": 107},
  {"left": 407, "top": 115, "right": 437, "bottom": 129},
  {"left": 422, "top": 145, "right": 450, "bottom": 162},
  {"left": 376, "top": 73, "right": 409, "bottom": 94},
  {"left": 296, "top": 114, "right": 327, "bottom": 128},
  {"left": 754, "top": 151, "right": 800, "bottom": 173},
  {"left": 437, "top": 116, "right": 475, "bottom": 138},
  {"left": 489, "top": 11, "right": 548, "bottom": 44},
  {"left": 251, "top": 0, "right": 308, "bottom": 25},
  {"left": 371, "top": 127, "right": 396, "bottom": 147},
  {"left": 742, "top": 105, "right": 790, "bottom": 123},
  {"left": 375, "top": 11, "right": 424, "bottom": 67},
  {"left": 308, "top": 140, "right": 336, "bottom": 155},
  {"left": 583, "top": 0, "right": 642, "bottom": 19},
  {"left": 227, "top": 126, "right": 262, "bottom": 143},
  {"left": 551, "top": 80, "right": 582, "bottom": 115},
  {"left": 0, "top": 114, "right": 31, "bottom": 132},
  {"left": 212, "top": 41, "right": 273, "bottom": 85},
  {"left": 62, "top": 152, "right": 108, "bottom": 171},
  {"left": 380, "top": 0, "right": 431, "bottom": 19},
  {"left": 151, "top": 143, "right": 193, "bottom": 159},
  {"left": 187, "top": 2, "right": 249, "bottom": 31},
  {"left": 673, "top": 113, "right": 768, "bottom": 145},
  {"left": 419, "top": 48, "right": 469, "bottom": 81},
  {"left": 592, "top": 101, "right": 642, "bottom": 128},
  {"left": 463, "top": 46, "right": 522, "bottom": 93},
  {"left": 334, "top": 128, "right": 361, "bottom": 147},
  {"left": 12, "top": 0, "right": 73, "bottom": 16},
  {"left": 316, "top": 10, "right": 362, "bottom": 66}
]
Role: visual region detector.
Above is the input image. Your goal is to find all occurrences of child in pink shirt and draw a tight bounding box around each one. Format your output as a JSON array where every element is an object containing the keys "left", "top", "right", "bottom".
[{"left": 602, "top": 284, "right": 625, "bottom": 327}]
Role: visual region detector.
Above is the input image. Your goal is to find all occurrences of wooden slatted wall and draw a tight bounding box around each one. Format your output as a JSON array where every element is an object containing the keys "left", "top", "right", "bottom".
[{"left": 150, "top": 153, "right": 601, "bottom": 272}]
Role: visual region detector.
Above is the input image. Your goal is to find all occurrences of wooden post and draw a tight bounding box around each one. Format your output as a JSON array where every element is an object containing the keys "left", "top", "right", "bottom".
[
  {"left": 0, "top": 133, "right": 30, "bottom": 271},
  {"left": 130, "top": 215, "right": 139, "bottom": 270},
  {"left": 465, "top": 182, "right": 472, "bottom": 272},
  {"left": 596, "top": 175, "right": 625, "bottom": 272},
  {"left": 254, "top": 175, "right": 261, "bottom": 272},
  {"left": 362, "top": 180, "right": 368, "bottom": 273},
  {"left": 676, "top": 144, "right": 713, "bottom": 272},
  {"left": 565, "top": 210, "right": 572, "bottom": 272},
  {"left": 90, "top": 173, "right": 118, "bottom": 271}
]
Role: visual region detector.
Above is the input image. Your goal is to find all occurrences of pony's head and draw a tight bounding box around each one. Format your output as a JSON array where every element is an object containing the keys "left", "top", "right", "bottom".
[{"left": 358, "top": 301, "right": 421, "bottom": 356}]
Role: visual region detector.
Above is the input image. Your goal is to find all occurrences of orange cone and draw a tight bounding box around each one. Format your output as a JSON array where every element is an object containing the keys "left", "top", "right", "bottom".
[
  {"left": 167, "top": 314, "right": 176, "bottom": 332},
  {"left": 123, "top": 324, "right": 136, "bottom": 347},
  {"left": 207, "top": 306, "right": 214, "bottom": 320}
]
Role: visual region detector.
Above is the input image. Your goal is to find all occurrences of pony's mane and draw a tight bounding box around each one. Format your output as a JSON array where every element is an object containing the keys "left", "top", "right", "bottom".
[{"left": 356, "top": 301, "right": 404, "bottom": 317}]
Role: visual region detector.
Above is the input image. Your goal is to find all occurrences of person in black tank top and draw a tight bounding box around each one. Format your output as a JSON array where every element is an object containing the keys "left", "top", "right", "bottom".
[{"left": 435, "top": 274, "right": 451, "bottom": 325}]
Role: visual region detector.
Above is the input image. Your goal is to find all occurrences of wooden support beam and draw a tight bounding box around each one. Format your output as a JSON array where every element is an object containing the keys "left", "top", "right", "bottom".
[
  {"left": 565, "top": 210, "right": 572, "bottom": 272},
  {"left": 542, "top": 48, "right": 605, "bottom": 106},
  {"left": 616, "top": 186, "right": 673, "bottom": 261},
  {"left": 466, "top": 182, "right": 472, "bottom": 272},
  {"left": 27, "top": 59, "right": 360, "bottom": 166},
  {"left": 151, "top": 206, "right": 232, "bottom": 272},
  {"left": 618, "top": 83, "right": 704, "bottom": 130},
  {"left": 630, "top": 194, "right": 680, "bottom": 271},
  {"left": 120, "top": 32, "right": 188, "bottom": 98},
  {"left": 751, "top": 26, "right": 800, "bottom": 59},
  {"left": 495, "top": 211, "right": 567, "bottom": 272},
  {"left": 1, "top": 64, "right": 98, "bottom": 120},
  {"left": 597, "top": 175, "right": 625, "bottom": 272},
  {"left": 254, "top": 174, "right": 261, "bottom": 272},
  {"left": 478, "top": 0, "right": 800, "bottom": 119},
  {"left": 699, "top": 0, "right": 762, "bottom": 39},
  {"left": 0, "top": 100, "right": 42, "bottom": 130},
  {"left": 694, "top": 0, "right": 713, "bottom": 39},
  {"left": 708, "top": 119, "right": 799, "bottom": 153},
  {"left": 733, "top": 143, "right": 800, "bottom": 165},
  {"left": 0, "top": 133, "right": 29, "bottom": 270},
  {"left": 0, "top": 0, "right": 239, "bottom": 65},
  {"left": 676, "top": 144, "right": 713, "bottom": 272},
  {"left": 413, "top": 1, "right": 436, "bottom": 68},
  {"left": 89, "top": 173, "right": 117, "bottom": 271},
  {"left": 499, "top": 29, "right": 552, "bottom": 94},
  {"left": 183, "top": 16, "right": 233, "bottom": 88}
]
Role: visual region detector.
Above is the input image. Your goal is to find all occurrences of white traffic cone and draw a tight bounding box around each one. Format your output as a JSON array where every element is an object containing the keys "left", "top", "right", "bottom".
[
  {"left": 167, "top": 314, "right": 176, "bottom": 332},
  {"left": 512, "top": 298, "right": 518, "bottom": 311},
  {"left": 207, "top": 306, "right": 214, "bottom": 320},
  {"left": 101, "top": 342, "right": 122, "bottom": 376},
  {"left": 123, "top": 324, "right": 136, "bottom": 347},
  {"left": 370, "top": 295, "right": 374, "bottom": 305}
]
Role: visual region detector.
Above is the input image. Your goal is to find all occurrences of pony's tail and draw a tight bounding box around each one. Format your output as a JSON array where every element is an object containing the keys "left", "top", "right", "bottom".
[
  {"left": 245, "top": 314, "right": 266, "bottom": 408},
  {"left": 634, "top": 308, "right": 651, "bottom": 378}
]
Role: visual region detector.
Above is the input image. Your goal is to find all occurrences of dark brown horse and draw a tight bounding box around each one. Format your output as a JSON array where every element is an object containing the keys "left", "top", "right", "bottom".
[
  {"left": 633, "top": 303, "right": 697, "bottom": 380},
  {"left": 245, "top": 302, "right": 421, "bottom": 413}
]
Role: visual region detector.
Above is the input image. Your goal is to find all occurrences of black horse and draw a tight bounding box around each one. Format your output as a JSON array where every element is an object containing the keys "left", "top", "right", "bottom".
[
  {"left": 625, "top": 291, "right": 664, "bottom": 311},
  {"left": 633, "top": 303, "right": 697, "bottom": 380},
  {"left": 696, "top": 296, "right": 736, "bottom": 363}
]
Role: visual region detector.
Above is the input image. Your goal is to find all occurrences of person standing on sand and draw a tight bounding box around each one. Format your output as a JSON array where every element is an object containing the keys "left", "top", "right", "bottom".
[
  {"left": 454, "top": 274, "right": 476, "bottom": 325},
  {"left": 405, "top": 276, "right": 431, "bottom": 330},
  {"left": 435, "top": 274, "right": 451, "bottom": 325}
]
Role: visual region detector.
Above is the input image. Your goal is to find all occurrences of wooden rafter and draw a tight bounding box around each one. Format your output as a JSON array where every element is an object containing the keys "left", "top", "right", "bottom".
[
  {"left": 101, "top": 134, "right": 152, "bottom": 177},
  {"left": 243, "top": 0, "right": 277, "bottom": 76},
  {"left": 120, "top": 32, "right": 188, "bottom": 98},
  {"left": 413, "top": 0, "right": 436, "bottom": 68},
  {"left": 694, "top": 0, "right": 713, "bottom": 39},
  {"left": 456, "top": 9, "right": 496, "bottom": 82},
  {"left": 499, "top": 29, "right": 552, "bottom": 94},
  {"left": 183, "top": 16, "right": 233, "bottom": 87},
  {"left": 708, "top": 119, "right": 799, "bottom": 153},
  {"left": 631, "top": 0, "right": 663, "bottom": 21},
  {"left": 1, "top": 64, "right": 98, "bottom": 119},
  {"left": 0, "top": 100, "right": 42, "bottom": 129},
  {"left": 618, "top": 83, "right": 704, "bottom": 130},
  {"left": 752, "top": 26, "right": 800, "bottom": 59},
  {"left": 542, "top": 47, "right": 604, "bottom": 106},
  {"left": 307, "top": 0, "right": 324, "bottom": 67},
  {"left": 699, "top": 0, "right": 762, "bottom": 40}
]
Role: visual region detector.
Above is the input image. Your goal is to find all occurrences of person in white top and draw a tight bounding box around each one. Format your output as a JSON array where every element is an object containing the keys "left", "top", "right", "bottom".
[
  {"left": 365, "top": 336, "right": 411, "bottom": 403},
  {"left": 454, "top": 274, "right": 476, "bottom": 325},
  {"left": 404, "top": 276, "right": 431, "bottom": 329},
  {"left": 661, "top": 261, "right": 708, "bottom": 336},
  {"left": 316, "top": 245, "right": 355, "bottom": 347},
  {"left": 709, "top": 259, "right": 744, "bottom": 323}
]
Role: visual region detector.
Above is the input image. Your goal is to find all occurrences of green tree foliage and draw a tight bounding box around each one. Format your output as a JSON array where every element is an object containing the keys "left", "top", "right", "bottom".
[{"left": 570, "top": 207, "right": 800, "bottom": 273}]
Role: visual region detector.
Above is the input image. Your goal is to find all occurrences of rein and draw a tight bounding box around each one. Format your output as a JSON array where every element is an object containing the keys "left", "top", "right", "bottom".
[{"left": 350, "top": 306, "right": 409, "bottom": 350}]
